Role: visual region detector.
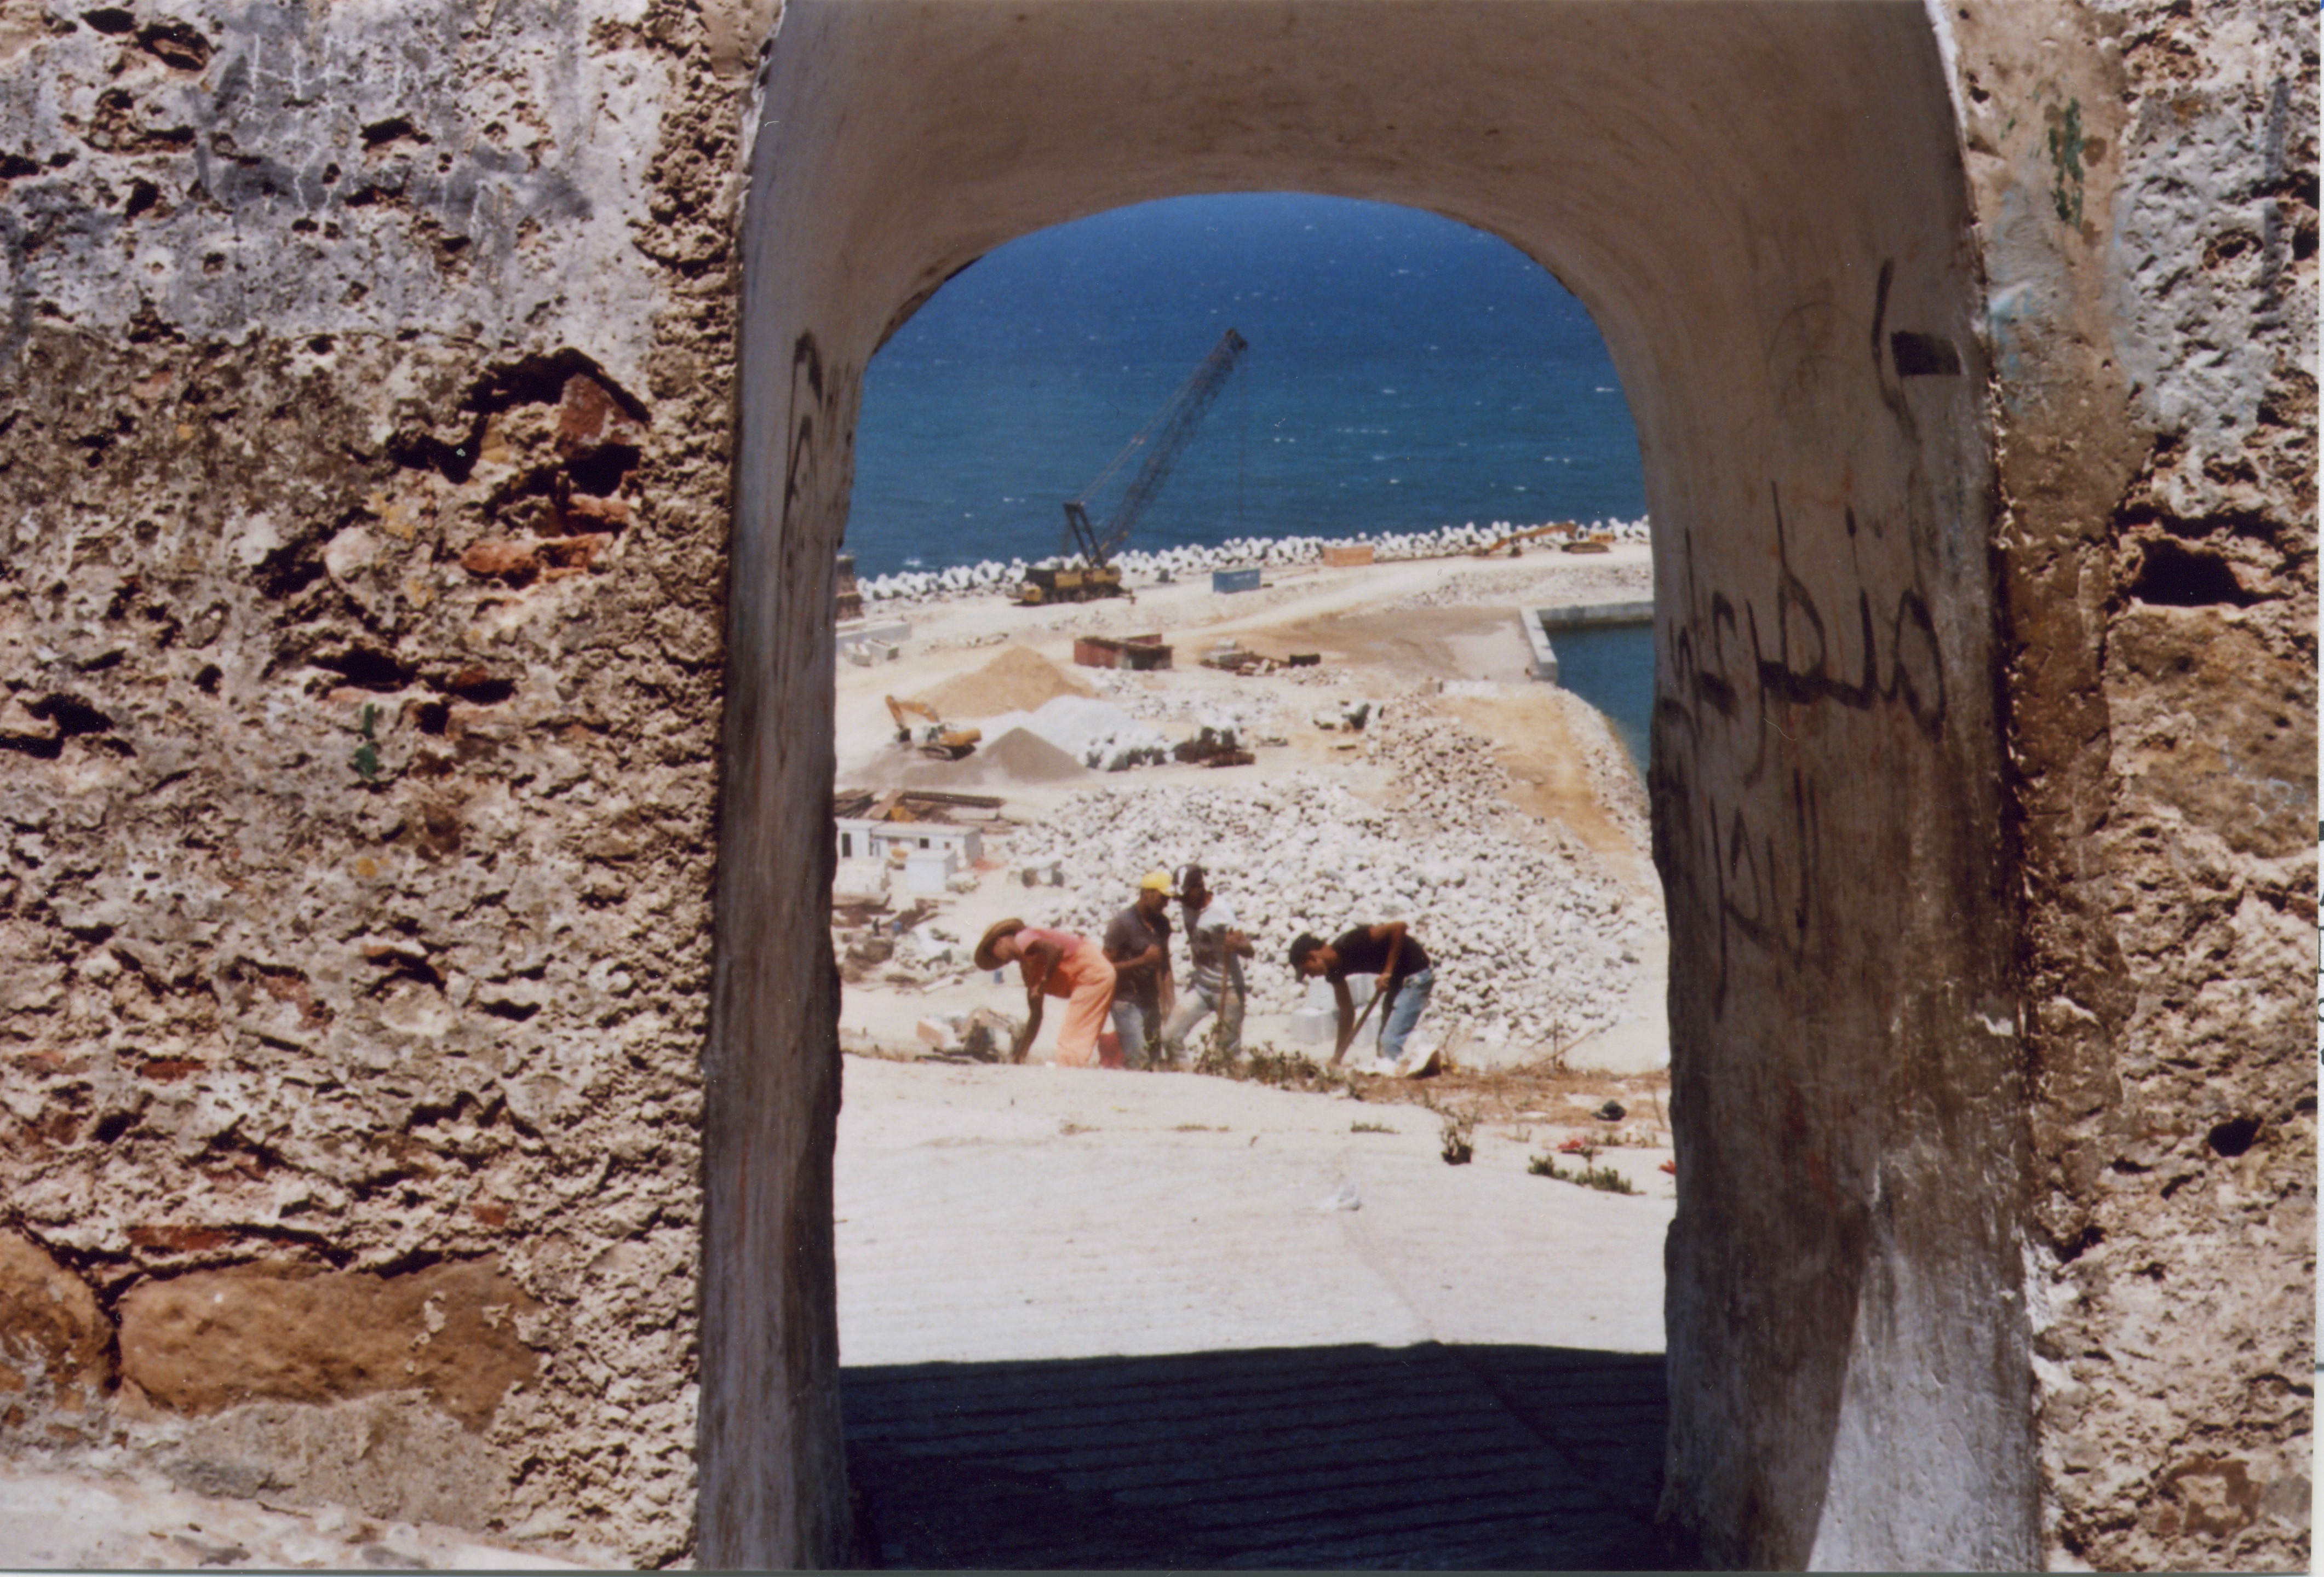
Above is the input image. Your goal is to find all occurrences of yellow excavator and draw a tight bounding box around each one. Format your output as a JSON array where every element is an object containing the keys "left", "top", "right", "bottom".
[
  {"left": 885, "top": 695, "right": 982, "bottom": 760},
  {"left": 1472, "top": 521, "right": 1613, "bottom": 557}
]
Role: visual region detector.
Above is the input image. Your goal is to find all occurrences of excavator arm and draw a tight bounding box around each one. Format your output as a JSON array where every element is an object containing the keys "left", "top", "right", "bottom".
[
  {"left": 885, "top": 695, "right": 981, "bottom": 759},
  {"left": 886, "top": 695, "right": 939, "bottom": 734}
]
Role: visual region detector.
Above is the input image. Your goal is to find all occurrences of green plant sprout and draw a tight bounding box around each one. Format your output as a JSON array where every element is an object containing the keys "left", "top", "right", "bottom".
[{"left": 353, "top": 701, "right": 380, "bottom": 781}]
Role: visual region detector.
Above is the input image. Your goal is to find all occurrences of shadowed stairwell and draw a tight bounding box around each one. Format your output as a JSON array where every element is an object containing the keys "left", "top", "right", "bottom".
[{"left": 842, "top": 1343, "right": 1670, "bottom": 1568}]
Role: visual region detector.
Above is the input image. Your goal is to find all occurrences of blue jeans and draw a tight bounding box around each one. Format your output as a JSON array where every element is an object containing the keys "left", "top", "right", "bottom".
[
  {"left": 1378, "top": 968, "right": 1435, "bottom": 1064},
  {"left": 1111, "top": 996, "right": 1162, "bottom": 1069}
]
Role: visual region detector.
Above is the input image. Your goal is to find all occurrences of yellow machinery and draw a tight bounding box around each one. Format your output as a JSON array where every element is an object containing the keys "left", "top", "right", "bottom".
[
  {"left": 1471, "top": 521, "right": 1614, "bottom": 557},
  {"left": 885, "top": 695, "right": 982, "bottom": 760},
  {"left": 1017, "top": 563, "right": 1120, "bottom": 606},
  {"left": 1019, "top": 328, "right": 1248, "bottom": 606},
  {"left": 1473, "top": 522, "right": 1578, "bottom": 556}
]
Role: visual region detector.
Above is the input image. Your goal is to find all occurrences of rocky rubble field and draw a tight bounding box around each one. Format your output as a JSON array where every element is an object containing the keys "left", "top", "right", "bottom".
[{"left": 1008, "top": 709, "right": 1660, "bottom": 1055}]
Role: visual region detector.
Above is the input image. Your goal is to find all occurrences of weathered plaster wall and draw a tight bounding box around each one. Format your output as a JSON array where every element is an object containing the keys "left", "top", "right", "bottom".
[
  {"left": 731, "top": 3, "right": 2027, "bottom": 1567},
  {"left": 0, "top": 0, "right": 754, "bottom": 1560},
  {"left": 0, "top": 0, "right": 2311, "bottom": 1570},
  {"left": 1953, "top": 1, "right": 2318, "bottom": 1568}
]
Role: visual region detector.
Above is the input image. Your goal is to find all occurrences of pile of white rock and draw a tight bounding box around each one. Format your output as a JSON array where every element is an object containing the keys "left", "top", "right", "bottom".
[
  {"left": 1077, "top": 727, "right": 1170, "bottom": 772},
  {"left": 854, "top": 517, "right": 1653, "bottom": 606},
  {"left": 1356, "top": 706, "right": 1516, "bottom": 838},
  {"left": 1008, "top": 771, "right": 1663, "bottom": 1055},
  {"left": 1087, "top": 674, "right": 1296, "bottom": 744}
]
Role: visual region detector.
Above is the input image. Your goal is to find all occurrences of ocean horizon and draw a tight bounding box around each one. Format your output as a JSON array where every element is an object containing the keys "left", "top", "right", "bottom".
[{"left": 845, "top": 193, "right": 1648, "bottom": 579}]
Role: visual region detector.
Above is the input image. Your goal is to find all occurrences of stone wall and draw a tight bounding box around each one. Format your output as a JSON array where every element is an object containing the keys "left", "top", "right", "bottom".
[
  {"left": 1960, "top": 1, "right": 2319, "bottom": 1567},
  {"left": 0, "top": 0, "right": 753, "bottom": 1559},
  {"left": 0, "top": 0, "right": 2312, "bottom": 1570}
]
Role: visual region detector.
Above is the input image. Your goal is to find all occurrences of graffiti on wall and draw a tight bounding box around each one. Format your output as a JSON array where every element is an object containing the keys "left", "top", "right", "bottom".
[
  {"left": 1654, "top": 270, "right": 1969, "bottom": 1022},
  {"left": 779, "top": 330, "right": 861, "bottom": 597}
]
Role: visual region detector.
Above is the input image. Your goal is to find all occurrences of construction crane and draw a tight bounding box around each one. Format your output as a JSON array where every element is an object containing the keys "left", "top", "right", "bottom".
[{"left": 1019, "top": 327, "right": 1248, "bottom": 605}]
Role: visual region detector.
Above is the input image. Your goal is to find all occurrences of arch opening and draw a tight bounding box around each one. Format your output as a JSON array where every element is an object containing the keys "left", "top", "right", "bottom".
[
  {"left": 829, "top": 191, "right": 1672, "bottom": 1567},
  {"left": 714, "top": 3, "right": 2031, "bottom": 1568}
]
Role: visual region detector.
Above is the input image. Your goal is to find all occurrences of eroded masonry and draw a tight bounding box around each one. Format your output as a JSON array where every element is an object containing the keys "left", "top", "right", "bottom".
[{"left": 0, "top": 0, "right": 2313, "bottom": 1570}]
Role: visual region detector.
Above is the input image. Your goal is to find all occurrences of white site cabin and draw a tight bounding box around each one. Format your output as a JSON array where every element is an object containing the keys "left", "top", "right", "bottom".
[{"left": 832, "top": 788, "right": 999, "bottom": 894}]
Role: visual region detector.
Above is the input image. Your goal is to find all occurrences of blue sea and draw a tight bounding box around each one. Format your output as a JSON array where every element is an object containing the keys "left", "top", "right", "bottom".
[
  {"left": 847, "top": 193, "right": 1648, "bottom": 578},
  {"left": 1550, "top": 624, "right": 1656, "bottom": 774}
]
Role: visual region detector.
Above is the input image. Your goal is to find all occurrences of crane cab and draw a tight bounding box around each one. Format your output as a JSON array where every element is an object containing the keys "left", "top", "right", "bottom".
[{"left": 1017, "top": 563, "right": 1123, "bottom": 605}]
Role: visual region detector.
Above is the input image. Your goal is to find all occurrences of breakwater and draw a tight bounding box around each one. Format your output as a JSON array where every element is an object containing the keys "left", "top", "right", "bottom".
[{"left": 852, "top": 516, "right": 1652, "bottom": 605}]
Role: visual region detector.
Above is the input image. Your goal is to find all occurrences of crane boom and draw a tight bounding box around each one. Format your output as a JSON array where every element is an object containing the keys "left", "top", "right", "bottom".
[{"left": 1063, "top": 327, "right": 1248, "bottom": 568}]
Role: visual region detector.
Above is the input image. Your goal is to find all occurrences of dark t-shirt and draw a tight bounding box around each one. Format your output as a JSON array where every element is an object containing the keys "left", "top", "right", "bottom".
[
  {"left": 1104, "top": 905, "right": 1173, "bottom": 1003},
  {"left": 1327, "top": 925, "right": 1429, "bottom": 992}
]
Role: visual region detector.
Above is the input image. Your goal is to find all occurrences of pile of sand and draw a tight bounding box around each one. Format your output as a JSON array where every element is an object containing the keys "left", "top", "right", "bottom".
[
  {"left": 902, "top": 726, "right": 1089, "bottom": 790},
  {"left": 976, "top": 727, "right": 1090, "bottom": 784},
  {"left": 914, "top": 646, "right": 1092, "bottom": 721}
]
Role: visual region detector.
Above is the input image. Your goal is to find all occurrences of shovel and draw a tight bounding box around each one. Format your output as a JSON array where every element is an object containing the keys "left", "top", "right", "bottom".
[{"left": 1332, "top": 986, "right": 1386, "bottom": 1067}]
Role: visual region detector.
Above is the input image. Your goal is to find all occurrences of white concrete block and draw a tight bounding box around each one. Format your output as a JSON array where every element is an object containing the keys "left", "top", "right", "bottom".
[
  {"left": 833, "top": 863, "right": 888, "bottom": 901},
  {"left": 902, "top": 849, "right": 959, "bottom": 894},
  {"left": 1288, "top": 1006, "right": 1335, "bottom": 1045}
]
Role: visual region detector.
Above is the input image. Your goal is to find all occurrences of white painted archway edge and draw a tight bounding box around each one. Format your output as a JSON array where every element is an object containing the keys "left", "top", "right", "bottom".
[{"left": 715, "top": 3, "right": 2025, "bottom": 1567}]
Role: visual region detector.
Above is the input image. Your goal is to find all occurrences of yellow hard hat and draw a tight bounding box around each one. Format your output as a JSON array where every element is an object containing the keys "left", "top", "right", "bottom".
[{"left": 1140, "top": 868, "right": 1173, "bottom": 892}]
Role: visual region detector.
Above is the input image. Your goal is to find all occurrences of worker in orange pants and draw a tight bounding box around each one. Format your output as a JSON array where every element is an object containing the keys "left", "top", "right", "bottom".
[{"left": 975, "top": 918, "right": 1118, "bottom": 1067}]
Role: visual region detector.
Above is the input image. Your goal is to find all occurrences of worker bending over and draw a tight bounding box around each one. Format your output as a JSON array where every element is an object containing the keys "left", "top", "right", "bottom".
[
  {"left": 1163, "top": 863, "right": 1251, "bottom": 1068},
  {"left": 1287, "top": 920, "right": 1436, "bottom": 1068},
  {"left": 975, "top": 919, "right": 1116, "bottom": 1068},
  {"left": 1103, "top": 870, "right": 1177, "bottom": 1070}
]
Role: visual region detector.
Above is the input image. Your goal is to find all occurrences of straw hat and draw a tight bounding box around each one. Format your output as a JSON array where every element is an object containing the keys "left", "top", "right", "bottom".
[{"left": 973, "top": 917, "right": 1027, "bottom": 972}]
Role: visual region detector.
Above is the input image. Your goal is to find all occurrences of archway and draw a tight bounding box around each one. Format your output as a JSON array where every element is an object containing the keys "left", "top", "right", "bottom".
[
  {"left": 829, "top": 189, "right": 1670, "bottom": 1568},
  {"left": 710, "top": 2, "right": 2029, "bottom": 1568}
]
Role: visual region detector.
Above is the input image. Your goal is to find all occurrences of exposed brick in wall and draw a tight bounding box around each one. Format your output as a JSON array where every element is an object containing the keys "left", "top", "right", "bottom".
[{"left": 0, "top": 1232, "right": 112, "bottom": 1442}]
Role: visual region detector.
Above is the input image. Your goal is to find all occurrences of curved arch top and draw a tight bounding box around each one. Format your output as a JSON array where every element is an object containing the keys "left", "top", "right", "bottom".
[{"left": 715, "top": 3, "right": 2023, "bottom": 1569}]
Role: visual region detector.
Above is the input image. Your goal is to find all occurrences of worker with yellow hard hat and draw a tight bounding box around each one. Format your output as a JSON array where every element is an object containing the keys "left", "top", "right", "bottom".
[{"left": 1101, "top": 869, "right": 1178, "bottom": 1070}]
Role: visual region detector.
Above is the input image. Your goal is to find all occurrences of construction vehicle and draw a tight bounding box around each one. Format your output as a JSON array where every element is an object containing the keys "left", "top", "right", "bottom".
[
  {"left": 1471, "top": 520, "right": 1616, "bottom": 557},
  {"left": 885, "top": 695, "right": 982, "bottom": 760},
  {"left": 1019, "top": 328, "right": 1249, "bottom": 605},
  {"left": 1473, "top": 521, "right": 1580, "bottom": 557}
]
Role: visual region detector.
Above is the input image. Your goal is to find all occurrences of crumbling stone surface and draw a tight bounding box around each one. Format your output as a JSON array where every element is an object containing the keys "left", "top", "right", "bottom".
[
  {"left": 133, "top": 1392, "right": 524, "bottom": 1534},
  {"left": 0, "top": 1232, "right": 111, "bottom": 1441},
  {"left": 0, "top": 1455, "right": 612, "bottom": 1570},
  {"left": 0, "top": 331, "right": 722, "bottom": 1563},
  {"left": 0, "top": 0, "right": 751, "bottom": 1560},
  {"left": 118, "top": 1257, "right": 539, "bottom": 1429},
  {"left": 1958, "top": 0, "right": 2319, "bottom": 1567}
]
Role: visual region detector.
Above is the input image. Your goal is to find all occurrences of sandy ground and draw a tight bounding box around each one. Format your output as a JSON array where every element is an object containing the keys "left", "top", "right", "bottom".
[
  {"left": 0, "top": 1464, "right": 599, "bottom": 1570},
  {"left": 835, "top": 1056, "right": 1674, "bottom": 1369}
]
